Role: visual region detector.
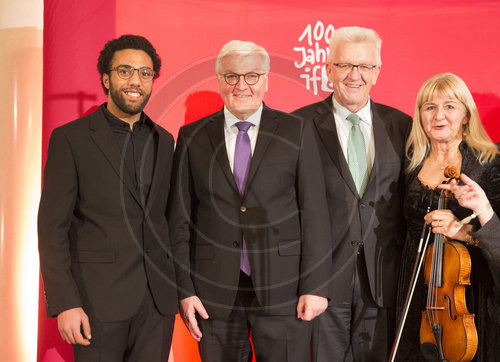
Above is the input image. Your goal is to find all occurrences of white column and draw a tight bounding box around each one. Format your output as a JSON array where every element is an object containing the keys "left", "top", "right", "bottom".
[{"left": 0, "top": 0, "right": 43, "bottom": 361}]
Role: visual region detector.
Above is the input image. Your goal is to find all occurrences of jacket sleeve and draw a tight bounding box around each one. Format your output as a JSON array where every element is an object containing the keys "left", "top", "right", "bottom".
[
  {"left": 296, "top": 118, "right": 332, "bottom": 297},
  {"left": 167, "top": 127, "right": 197, "bottom": 300},
  {"left": 38, "top": 127, "right": 82, "bottom": 318},
  {"left": 475, "top": 159, "right": 500, "bottom": 267}
]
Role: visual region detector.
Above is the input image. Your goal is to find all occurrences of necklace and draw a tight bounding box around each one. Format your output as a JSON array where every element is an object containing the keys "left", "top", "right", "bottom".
[{"left": 435, "top": 156, "right": 454, "bottom": 170}]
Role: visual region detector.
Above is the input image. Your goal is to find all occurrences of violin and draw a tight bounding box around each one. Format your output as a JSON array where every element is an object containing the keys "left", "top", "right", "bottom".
[{"left": 419, "top": 166, "right": 478, "bottom": 361}]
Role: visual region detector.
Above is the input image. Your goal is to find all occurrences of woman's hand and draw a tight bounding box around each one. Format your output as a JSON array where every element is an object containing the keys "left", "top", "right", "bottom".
[{"left": 424, "top": 209, "right": 469, "bottom": 240}]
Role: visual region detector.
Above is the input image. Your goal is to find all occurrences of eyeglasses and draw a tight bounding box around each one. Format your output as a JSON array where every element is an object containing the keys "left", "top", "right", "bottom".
[
  {"left": 109, "top": 65, "right": 156, "bottom": 81},
  {"left": 333, "top": 63, "right": 378, "bottom": 75},
  {"left": 220, "top": 72, "right": 266, "bottom": 86}
]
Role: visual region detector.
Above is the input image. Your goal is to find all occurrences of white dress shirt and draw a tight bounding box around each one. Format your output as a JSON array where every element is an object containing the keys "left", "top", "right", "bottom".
[
  {"left": 332, "top": 98, "right": 375, "bottom": 172},
  {"left": 224, "top": 105, "right": 263, "bottom": 172}
]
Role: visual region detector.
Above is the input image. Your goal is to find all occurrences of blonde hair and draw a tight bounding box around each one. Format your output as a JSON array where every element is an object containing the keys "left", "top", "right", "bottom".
[
  {"left": 215, "top": 40, "right": 270, "bottom": 74},
  {"left": 406, "top": 73, "right": 498, "bottom": 172},
  {"left": 327, "top": 26, "right": 382, "bottom": 66}
]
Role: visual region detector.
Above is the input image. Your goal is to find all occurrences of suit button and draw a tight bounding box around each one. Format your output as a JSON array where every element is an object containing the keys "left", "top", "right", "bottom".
[
  {"left": 350, "top": 240, "right": 357, "bottom": 246},
  {"left": 240, "top": 206, "right": 247, "bottom": 212},
  {"left": 144, "top": 248, "right": 150, "bottom": 254},
  {"left": 360, "top": 203, "right": 366, "bottom": 208},
  {"left": 233, "top": 241, "right": 239, "bottom": 247}
]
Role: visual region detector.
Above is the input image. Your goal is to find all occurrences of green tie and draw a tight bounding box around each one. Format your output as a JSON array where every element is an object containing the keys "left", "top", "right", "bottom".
[{"left": 347, "top": 113, "right": 368, "bottom": 196}]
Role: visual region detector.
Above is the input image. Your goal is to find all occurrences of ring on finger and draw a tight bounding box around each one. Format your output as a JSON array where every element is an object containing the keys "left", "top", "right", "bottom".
[{"left": 438, "top": 221, "right": 441, "bottom": 227}]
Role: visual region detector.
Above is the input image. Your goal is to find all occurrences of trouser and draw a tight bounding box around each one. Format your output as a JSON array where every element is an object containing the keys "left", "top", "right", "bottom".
[
  {"left": 198, "top": 271, "right": 314, "bottom": 362},
  {"left": 312, "top": 249, "right": 393, "bottom": 362},
  {"left": 73, "top": 288, "right": 175, "bottom": 362}
]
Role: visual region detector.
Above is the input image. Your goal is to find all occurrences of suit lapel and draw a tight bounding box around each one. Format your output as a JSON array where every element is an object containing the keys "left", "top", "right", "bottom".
[
  {"left": 205, "top": 106, "right": 279, "bottom": 197},
  {"left": 313, "top": 97, "right": 358, "bottom": 196},
  {"left": 364, "top": 101, "right": 388, "bottom": 194},
  {"left": 205, "top": 111, "right": 240, "bottom": 194},
  {"left": 89, "top": 107, "right": 142, "bottom": 206},
  {"left": 145, "top": 124, "right": 167, "bottom": 213},
  {"left": 245, "top": 106, "right": 279, "bottom": 192}
]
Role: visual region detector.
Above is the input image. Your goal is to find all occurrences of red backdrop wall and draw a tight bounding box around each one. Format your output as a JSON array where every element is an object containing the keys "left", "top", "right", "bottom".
[{"left": 39, "top": 1, "right": 500, "bottom": 361}]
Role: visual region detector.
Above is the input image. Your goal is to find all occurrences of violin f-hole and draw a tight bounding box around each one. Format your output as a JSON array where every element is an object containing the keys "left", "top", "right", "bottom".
[
  {"left": 418, "top": 165, "right": 478, "bottom": 361},
  {"left": 444, "top": 295, "right": 457, "bottom": 320}
]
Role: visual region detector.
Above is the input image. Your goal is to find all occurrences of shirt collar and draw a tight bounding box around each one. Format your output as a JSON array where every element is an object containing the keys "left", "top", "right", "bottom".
[
  {"left": 332, "top": 97, "right": 372, "bottom": 125},
  {"left": 102, "top": 103, "right": 149, "bottom": 129},
  {"left": 223, "top": 104, "right": 263, "bottom": 129}
]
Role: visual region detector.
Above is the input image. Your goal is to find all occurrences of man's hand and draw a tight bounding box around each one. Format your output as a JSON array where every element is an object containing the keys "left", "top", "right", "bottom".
[
  {"left": 297, "top": 294, "right": 328, "bottom": 321},
  {"left": 179, "top": 296, "right": 209, "bottom": 341},
  {"left": 57, "top": 307, "right": 91, "bottom": 345}
]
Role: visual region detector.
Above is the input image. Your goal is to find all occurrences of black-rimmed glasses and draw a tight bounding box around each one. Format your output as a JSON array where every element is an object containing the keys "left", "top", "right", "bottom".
[
  {"left": 333, "top": 63, "right": 377, "bottom": 75},
  {"left": 109, "top": 65, "right": 156, "bottom": 81},
  {"left": 220, "top": 72, "right": 266, "bottom": 86}
]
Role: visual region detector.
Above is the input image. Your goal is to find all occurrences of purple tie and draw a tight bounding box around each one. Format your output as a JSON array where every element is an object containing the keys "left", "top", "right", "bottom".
[{"left": 234, "top": 121, "right": 252, "bottom": 275}]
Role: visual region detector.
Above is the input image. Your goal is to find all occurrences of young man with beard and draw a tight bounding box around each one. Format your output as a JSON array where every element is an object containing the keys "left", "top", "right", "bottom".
[{"left": 38, "top": 35, "right": 178, "bottom": 361}]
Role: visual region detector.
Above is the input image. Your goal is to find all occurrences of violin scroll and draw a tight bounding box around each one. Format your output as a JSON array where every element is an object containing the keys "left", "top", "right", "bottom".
[{"left": 443, "top": 166, "right": 459, "bottom": 180}]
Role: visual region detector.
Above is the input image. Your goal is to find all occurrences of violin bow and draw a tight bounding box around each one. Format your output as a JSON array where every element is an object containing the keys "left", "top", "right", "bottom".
[{"left": 389, "top": 206, "right": 431, "bottom": 362}]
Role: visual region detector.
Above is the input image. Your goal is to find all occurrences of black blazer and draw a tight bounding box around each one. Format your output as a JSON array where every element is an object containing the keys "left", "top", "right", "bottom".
[
  {"left": 168, "top": 105, "right": 331, "bottom": 319},
  {"left": 38, "top": 105, "right": 178, "bottom": 321},
  {"left": 293, "top": 95, "right": 411, "bottom": 307}
]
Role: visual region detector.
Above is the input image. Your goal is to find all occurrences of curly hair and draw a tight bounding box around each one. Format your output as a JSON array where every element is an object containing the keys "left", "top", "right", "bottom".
[{"left": 97, "top": 34, "right": 161, "bottom": 94}]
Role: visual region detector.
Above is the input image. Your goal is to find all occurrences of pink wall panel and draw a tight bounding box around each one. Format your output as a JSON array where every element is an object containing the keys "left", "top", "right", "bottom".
[
  {"left": 40, "top": 1, "right": 500, "bottom": 361},
  {"left": 116, "top": 0, "right": 500, "bottom": 142},
  {"left": 39, "top": 1, "right": 116, "bottom": 361}
]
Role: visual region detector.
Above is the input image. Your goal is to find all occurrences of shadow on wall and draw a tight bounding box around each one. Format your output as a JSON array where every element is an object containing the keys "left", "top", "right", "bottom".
[
  {"left": 50, "top": 92, "right": 98, "bottom": 118},
  {"left": 184, "top": 90, "right": 224, "bottom": 126}
]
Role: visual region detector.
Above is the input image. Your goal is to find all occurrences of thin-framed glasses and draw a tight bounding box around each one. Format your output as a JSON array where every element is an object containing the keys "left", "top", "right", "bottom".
[
  {"left": 220, "top": 72, "right": 266, "bottom": 86},
  {"left": 109, "top": 65, "right": 156, "bottom": 81},
  {"left": 333, "top": 63, "right": 377, "bottom": 75}
]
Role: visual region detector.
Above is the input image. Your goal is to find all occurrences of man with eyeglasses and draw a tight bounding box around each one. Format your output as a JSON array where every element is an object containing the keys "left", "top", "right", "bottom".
[
  {"left": 168, "top": 40, "right": 331, "bottom": 361},
  {"left": 293, "top": 27, "right": 411, "bottom": 361},
  {"left": 38, "top": 35, "right": 177, "bottom": 361}
]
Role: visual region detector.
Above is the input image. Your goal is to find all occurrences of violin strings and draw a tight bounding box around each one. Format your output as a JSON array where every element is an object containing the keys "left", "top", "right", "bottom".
[{"left": 428, "top": 192, "right": 446, "bottom": 326}]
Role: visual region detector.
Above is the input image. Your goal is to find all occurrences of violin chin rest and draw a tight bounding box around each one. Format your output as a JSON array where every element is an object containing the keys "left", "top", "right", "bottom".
[{"left": 420, "top": 342, "right": 449, "bottom": 361}]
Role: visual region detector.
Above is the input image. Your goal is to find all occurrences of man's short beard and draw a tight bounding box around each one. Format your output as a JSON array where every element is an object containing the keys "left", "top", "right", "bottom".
[{"left": 109, "top": 83, "right": 151, "bottom": 115}]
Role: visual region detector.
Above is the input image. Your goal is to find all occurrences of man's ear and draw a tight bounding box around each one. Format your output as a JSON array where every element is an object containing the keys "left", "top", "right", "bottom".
[
  {"left": 102, "top": 73, "right": 110, "bottom": 91},
  {"left": 371, "top": 66, "right": 381, "bottom": 85}
]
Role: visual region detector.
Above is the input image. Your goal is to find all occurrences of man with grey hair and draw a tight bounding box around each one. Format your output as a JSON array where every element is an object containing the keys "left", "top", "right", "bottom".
[
  {"left": 293, "top": 27, "right": 411, "bottom": 361},
  {"left": 168, "top": 40, "right": 331, "bottom": 361}
]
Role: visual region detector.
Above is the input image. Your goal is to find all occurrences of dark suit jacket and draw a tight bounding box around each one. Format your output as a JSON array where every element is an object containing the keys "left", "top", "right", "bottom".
[
  {"left": 168, "top": 105, "right": 331, "bottom": 319},
  {"left": 293, "top": 95, "right": 411, "bottom": 308},
  {"left": 38, "top": 105, "right": 178, "bottom": 321}
]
